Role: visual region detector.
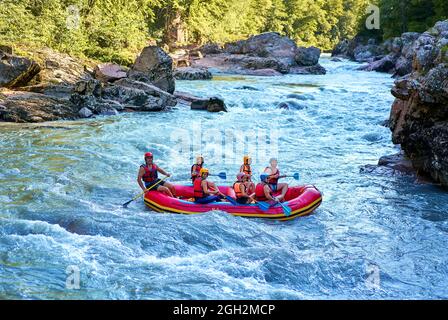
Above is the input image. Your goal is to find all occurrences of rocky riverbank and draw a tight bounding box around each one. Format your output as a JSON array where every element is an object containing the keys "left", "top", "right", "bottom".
[{"left": 172, "top": 32, "right": 326, "bottom": 77}]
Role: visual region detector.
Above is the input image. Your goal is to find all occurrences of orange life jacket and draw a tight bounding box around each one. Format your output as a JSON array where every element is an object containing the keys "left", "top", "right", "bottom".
[
  {"left": 233, "top": 182, "right": 245, "bottom": 199},
  {"left": 193, "top": 178, "right": 205, "bottom": 198},
  {"left": 255, "top": 183, "right": 271, "bottom": 201},
  {"left": 141, "top": 164, "right": 158, "bottom": 183},
  {"left": 242, "top": 164, "right": 252, "bottom": 175}
]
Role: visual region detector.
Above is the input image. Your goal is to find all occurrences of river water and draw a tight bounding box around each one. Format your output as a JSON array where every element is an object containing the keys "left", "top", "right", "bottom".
[{"left": 1, "top": 57, "right": 448, "bottom": 299}]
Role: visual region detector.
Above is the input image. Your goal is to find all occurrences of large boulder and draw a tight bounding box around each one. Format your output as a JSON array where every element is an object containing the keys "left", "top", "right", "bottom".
[
  {"left": 191, "top": 97, "right": 227, "bottom": 112},
  {"left": 173, "top": 67, "right": 212, "bottom": 80},
  {"left": 295, "top": 46, "right": 321, "bottom": 66},
  {"left": 128, "top": 46, "right": 175, "bottom": 94},
  {"left": 0, "top": 52, "right": 41, "bottom": 88},
  {"left": 359, "top": 54, "right": 398, "bottom": 73}
]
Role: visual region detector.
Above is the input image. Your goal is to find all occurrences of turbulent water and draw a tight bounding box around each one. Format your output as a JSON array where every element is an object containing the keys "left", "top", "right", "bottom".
[{"left": 1, "top": 57, "right": 448, "bottom": 299}]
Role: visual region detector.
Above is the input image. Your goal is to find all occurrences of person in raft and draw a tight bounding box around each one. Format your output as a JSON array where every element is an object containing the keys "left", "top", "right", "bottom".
[
  {"left": 233, "top": 172, "right": 255, "bottom": 204},
  {"left": 191, "top": 155, "right": 204, "bottom": 183},
  {"left": 255, "top": 173, "right": 280, "bottom": 203},
  {"left": 239, "top": 155, "right": 255, "bottom": 194},
  {"left": 194, "top": 168, "right": 226, "bottom": 204},
  {"left": 263, "top": 158, "right": 288, "bottom": 201},
  {"left": 138, "top": 152, "right": 176, "bottom": 197}
]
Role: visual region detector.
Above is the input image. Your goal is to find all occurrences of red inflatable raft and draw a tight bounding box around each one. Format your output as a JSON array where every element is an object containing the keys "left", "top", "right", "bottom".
[{"left": 144, "top": 184, "right": 322, "bottom": 221}]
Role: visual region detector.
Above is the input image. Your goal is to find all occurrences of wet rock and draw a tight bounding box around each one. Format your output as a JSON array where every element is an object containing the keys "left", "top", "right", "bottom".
[
  {"left": 295, "top": 46, "right": 321, "bottom": 66},
  {"left": 78, "top": 107, "right": 93, "bottom": 118},
  {"left": 237, "top": 68, "right": 283, "bottom": 76},
  {"left": 94, "top": 63, "right": 127, "bottom": 83},
  {"left": 276, "top": 100, "right": 305, "bottom": 110},
  {"left": 235, "top": 85, "right": 259, "bottom": 91},
  {"left": 190, "top": 96, "right": 227, "bottom": 112},
  {"left": 286, "top": 93, "right": 315, "bottom": 100},
  {"left": 128, "top": 46, "right": 175, "bottom": 94},
  {"left": 0, "top": 89, "right": 78, "bottom": 122},
  {"left": 330, "top": 57, "right": 343, "bottom": 62},
  {"left": 359, "top": 54, "right": 398, "bottom": 73},
  {"left": 289, "top": 64, "right": 326, "bottom": 75},
  {"left": 101, "top": 85, "right": 168, "bottom": 112},
  {"left": 74, "top": 79, "right": 102, "bottom": 97},
  {"left": 0, "top": 52, "right": 41, "bottom": 88},
  {"left": 173, "top": 67, "right": 212, "bottom": 80},
  {"left": 378, "top": 152, "right": 415, "bottom": 174}
]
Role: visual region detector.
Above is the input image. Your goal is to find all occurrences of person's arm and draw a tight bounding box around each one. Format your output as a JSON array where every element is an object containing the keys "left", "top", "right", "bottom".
[
  {"left": 240, "top": 184, "right": 248, "bottom": 197},
  {"left": 137, "top": 167, "right": 146, "bottom": 191},
  {"left": 240, "top": 165, "right": 244, "bottom": 172},
  {"left": 157, "top": 166, "right": 171, "bottom": 177},
  {"left": 202, "top": 180, "right": 212, "bottom": 195},
  {"left": 264, "top": 185, "right": 275, "bottom": 201}
]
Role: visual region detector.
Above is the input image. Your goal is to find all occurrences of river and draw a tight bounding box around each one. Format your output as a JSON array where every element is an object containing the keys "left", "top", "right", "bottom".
[{"left": 1, "top": 57, "right": 448, "bottom": 299}]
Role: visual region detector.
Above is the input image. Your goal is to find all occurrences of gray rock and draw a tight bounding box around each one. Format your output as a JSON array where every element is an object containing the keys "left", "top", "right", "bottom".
[
  {"left": 191, "top": 97, "right": 227, "bottom": 112},
  {"left": 128, "top": 46, "right": 175, "bottom": 94},
  {"left": 295, "top": 46, "right": 321, "bottom": 66},
  {"left": 173, "top": 67, "right": 212, "bottom": 80},
  {"left": 78, "top": 107, "right": 93, "bottom": 118},
  {"left": 0, "top": 45, "right": 13, "bottom": 54},
  {"left": 94, "top": 63, "right": 127, "bottom": 83},
  {"left": 200, "top": 43, "right": 222, "bottom": 55}
]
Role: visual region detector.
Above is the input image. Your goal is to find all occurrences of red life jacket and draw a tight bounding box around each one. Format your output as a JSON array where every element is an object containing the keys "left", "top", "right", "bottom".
[
  {"left": 233, "top": 182, "right": 245, "bottom": 199},
  {"left": 242, "top": 164, "right": 252, "bottom": 175},
  {"left": 141, "top": 164, "right": 158, "bottom": 183},
  {"left": 193, "top": 178, "right": 205, "bottom": 198},
  {"left": 191, "top": 164, "right": 203, "bottom": 182},
  {"left": 255, "top": 183, "right": 271, "bottom": 201},
  {"left": 266, "top": 167, "right": 280, "bottom": 184}
]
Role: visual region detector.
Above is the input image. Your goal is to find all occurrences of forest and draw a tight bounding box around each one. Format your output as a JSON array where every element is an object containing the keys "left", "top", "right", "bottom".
[{"left": 0, "top": 0, "right": 447, "bottom": 65}]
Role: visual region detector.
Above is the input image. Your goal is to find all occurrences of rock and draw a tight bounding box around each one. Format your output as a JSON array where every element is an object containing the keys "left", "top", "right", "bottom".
[
  {"left": 200, "top": 43, "right": 222, "bottom": 55},
  {"left": 78, "top": 107, "right": 93, "bottom": 118},
  {"left": 0, "top": 89, "right": 78, "bottom": 122},
  {"left": 353, "top": 44, "right": 384, "bottom": 62},
  {"left": 113, "top": 78, "right": 177, "bottom": 107},
  {"left": 359, "top": 54, "right": 398, "bottom": 73},
  {"left": 289, "top": 64, "right": 327, "bottom": 75},
  {"left": 330, "top": 57, "right": 343, "bottom": 62},
  {"left": 237, "top": 68, "right": 283, "bottom": 76},
  {"left": 235, "top": 86, "right": 259, "bottom": 91},
  {"left": 97, "top": 107, "right": 119, "bottom": 116},
  {"left": 191, "top": 97, "right": 227, "bottom": 112},
  {"left": 128, "top": 46, "right": 175, "bottom": 94},
  {"left": 173, "top": 67, "right": 212, "bottom": 80},
  {"left": 94, "top": 63, "right": 127, "bottom": 83},
  {"left": 74, "top": 79, "right": 102, "bottom": 97},
  {"left": 0, "top": 52, "right": 41, "bottom": 88},
  {"left": 276, "top": 100, "right": 305, "bottom": 110},
  {"left": 378, "top": 152, "right": 415, "bottom": 174},
  {"left": 295, "top": 46, "right": 321, "bottom": 66},
  {"left": 286, "top": 93, "right": 315, "bottom": 100},
  {"left": 394, "top": 56, "right": 413, "bottom": 76},
  {"left": 386, "top": 19, "right": 448, "bottom": 187},
  {"left": 237, "top": 56, "right": 290, "bottom": 73}
]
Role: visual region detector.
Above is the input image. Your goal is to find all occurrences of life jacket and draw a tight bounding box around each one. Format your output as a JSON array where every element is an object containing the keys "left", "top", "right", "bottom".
[
  {"left": 191, "top": 164, "right": 203, "bottom": 182},
  {"left": 193, "top": 178, "right": 205, "bottom": 198},
  {"left": 241, "top": 164, "right": 252, "bottom": 175},
  {"left": 266, "top": 167, "right": 280, "bottom": 184},
  {"left": 233, "top": 182, "right": 245, "bottom": 199},
  {"left": 255, "top": 183, "right": 271, "bottom": 201},
  {"left": 141, "top": 164, "right": 158, "bottom": 183}
]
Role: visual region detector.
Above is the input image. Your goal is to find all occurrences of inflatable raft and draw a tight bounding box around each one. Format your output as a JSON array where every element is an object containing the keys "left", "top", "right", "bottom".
[{"left": 144, "top": 184, "right": 322, "bottom": 221}]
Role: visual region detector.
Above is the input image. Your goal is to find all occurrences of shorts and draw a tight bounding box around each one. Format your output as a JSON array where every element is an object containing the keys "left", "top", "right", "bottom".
[
  {"left": 145, "top": 179, "right": 165, "bottom": 190},
  {"left": 194, "top": 195, "right": 222, "bottom": 204}
]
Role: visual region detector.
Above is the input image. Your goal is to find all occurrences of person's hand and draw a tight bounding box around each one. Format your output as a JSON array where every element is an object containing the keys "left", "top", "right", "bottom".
[{"left": 166, "top": 173, "right": 172, "bottom": 177}]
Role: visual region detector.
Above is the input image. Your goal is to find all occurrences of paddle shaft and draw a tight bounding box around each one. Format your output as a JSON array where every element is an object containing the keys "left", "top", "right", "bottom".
[{"left": 123, "top": 176, "right": 168, "bottom": 207}]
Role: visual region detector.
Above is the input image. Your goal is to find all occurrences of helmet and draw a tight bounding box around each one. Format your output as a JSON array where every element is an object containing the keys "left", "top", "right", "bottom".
[
  {"left": 243, "top": 155, "right": 251, "bottom": 164},
  {"left": 236, "top": 172, "right": 245, "bottom": 181},
  {"left": 145, "top": 152, "right": 153, "bottom": 158},
  {"left": 260, "top": 173, "right": 269, "bottom": 182},
  {"left": 200, "top": 168, "right": 209, "bottom": 176}
]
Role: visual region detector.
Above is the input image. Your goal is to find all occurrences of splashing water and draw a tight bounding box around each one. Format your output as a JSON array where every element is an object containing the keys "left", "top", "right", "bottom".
[{"left": 1, "top": 57, "right": 448, "bottom": 299}]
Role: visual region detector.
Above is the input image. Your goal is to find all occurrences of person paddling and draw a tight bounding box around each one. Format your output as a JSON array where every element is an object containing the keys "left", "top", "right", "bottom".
[
  {"left": 233, "top": 173, "right": 254, "bottom": 204},
  {"left": 239, "top": 155, "right": 255, "bottom": 194},
  {"left": 194, "top": 168, "right": 225, "bottom": 204},
  {"left": 255, "top": 173, "right": 279, "bottom": 202},
  {"left": 137, "top": 152, "right": 176, "bottom": 197},
  {"left": 191, "top": 155, "right": 204, "bottom": 183},
  {"left": 264, "top": 158, "right": 288, "bottom": 201}
]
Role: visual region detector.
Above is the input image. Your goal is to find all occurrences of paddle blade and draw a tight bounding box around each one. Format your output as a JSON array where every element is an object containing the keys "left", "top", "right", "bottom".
[
  {"left": 293, "top": 173, "right": 300, "bottom": 180},
  {"left": 225, "top": 195, "right": 237, "bottom": 205},
  {"left": 256, "top": 201, "right": 270, "bottom": 211},
  {"left": 280, "top": 203, "right": 292, "bottom": 216},
  {"left": 217, "top": 172, "right": 227, "bottom": 180},
  {"left": 122, "top": 200, "right": 133, "bottom": 208}
]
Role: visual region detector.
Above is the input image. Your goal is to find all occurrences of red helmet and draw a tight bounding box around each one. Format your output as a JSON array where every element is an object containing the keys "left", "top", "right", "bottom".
[{"left": 144, "top": 152, "right": 153, "bottom": 158}]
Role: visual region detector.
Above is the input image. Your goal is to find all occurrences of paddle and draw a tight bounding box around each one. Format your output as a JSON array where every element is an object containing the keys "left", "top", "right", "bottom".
[
  {"left": 280, "top": 173, "right": 300, "bottom": 180},
  {"left": 122, "top": 176, "right": 168, "bottom": 208},
  {"left": 254, "top": 200, "right": 270, "bottom": 211},
  {"left": 209, "top": 172, "right": 227, "bottom": 180},
  {"left": 275, "top": 199, "right": 292, "bottom": 216}
]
